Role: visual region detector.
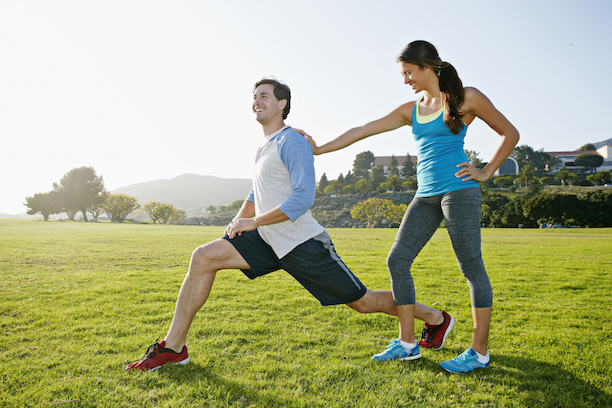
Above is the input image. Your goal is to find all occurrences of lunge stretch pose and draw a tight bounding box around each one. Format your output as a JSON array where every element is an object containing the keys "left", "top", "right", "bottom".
[
  {"left": 298, "top": 41, "right": 519, "bottom": 373},
  {"left": 125, "top": 77, "right": 447, "bottom": 372}
]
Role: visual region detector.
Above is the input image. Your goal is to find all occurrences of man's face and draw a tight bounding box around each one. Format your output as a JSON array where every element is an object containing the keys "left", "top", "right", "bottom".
[{"left": 253, "top": 84, "right": 286, "bottom": 124}]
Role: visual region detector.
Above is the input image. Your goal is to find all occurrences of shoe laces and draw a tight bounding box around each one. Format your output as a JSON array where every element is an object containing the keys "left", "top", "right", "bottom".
[
  {"left": 421, "top": 326, "right": 437, "bottom": 343},
  {"left": 142, "top": 340, "right": 162, "bottom": 360}
]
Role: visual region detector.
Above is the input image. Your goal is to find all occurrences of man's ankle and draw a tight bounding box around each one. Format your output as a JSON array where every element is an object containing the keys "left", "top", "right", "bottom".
[
  {"left": 428, "top": 310, "right": 444, "bottom": 326},
  {"left": 163, "top": 340, "right": 184, "bottom": 353}
]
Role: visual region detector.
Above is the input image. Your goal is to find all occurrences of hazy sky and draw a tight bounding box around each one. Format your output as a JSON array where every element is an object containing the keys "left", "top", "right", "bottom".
[{"left": 1, "top": 0, "right": 610, "bottom": 214}]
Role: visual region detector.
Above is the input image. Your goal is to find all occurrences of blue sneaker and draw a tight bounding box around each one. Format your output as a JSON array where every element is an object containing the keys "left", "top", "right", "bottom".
[
  {"left": 440, "top": 348, "right": 489, "bottom": 373},
  {"left": 372, "top": 339, "right": 421, "bottom": 361}
]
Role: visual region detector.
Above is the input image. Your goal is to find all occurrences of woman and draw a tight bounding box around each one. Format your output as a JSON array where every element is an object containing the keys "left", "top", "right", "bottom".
[{"left": 298, "top": 40, "right": 519, "bottom": 373}]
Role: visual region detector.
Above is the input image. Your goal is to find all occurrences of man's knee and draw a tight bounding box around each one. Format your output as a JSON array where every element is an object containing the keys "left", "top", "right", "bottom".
[
  {"left": 346, "top": 298, "right": 371, "bottom": 314},
  {"left": 346, "top": 292, "right": 378, "bottom": 314},
  {"left": 189, "top": 242, "right": 224, "bottom": 274},
  {"left": 189, "top": 239, "right": 247, "bottom": 275}
]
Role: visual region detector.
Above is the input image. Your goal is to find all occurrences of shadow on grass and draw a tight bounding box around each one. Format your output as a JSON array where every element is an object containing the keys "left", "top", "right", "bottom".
[
  {"left": 443, "top": 348, "right": 610, "bottom": 407},
  {"left": 142, "top": 362, "right": 302, "bottom": 407},
  {"left": 127, "top": 349, "right": 610, "bottom": 407}
]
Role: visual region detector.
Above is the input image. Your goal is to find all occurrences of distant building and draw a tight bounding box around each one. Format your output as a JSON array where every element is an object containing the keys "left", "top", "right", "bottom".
[
  {"left": 495, "top": 157, "right": 519, "bottom": 176},
  {"left": 374, "top": 144, "right": 612, "bottom": 178},
  {"left": 546, "top": 145, "right": 612, "bottom": 172},
  {"left": 373, "top": 155, "right": 417, "bottom": 175}
]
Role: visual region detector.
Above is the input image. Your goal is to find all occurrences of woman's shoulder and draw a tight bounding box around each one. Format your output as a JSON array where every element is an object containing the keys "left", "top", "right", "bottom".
[
  {"left": 463, "top": 86, "right": 485, "bottom": 99},
  {"left": 462, "top": 87, "right": 493, "bottom": 113}
]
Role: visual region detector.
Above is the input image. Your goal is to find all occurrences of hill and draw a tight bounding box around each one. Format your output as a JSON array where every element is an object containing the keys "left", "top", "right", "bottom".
[
  {"left": 111, "top": 173, "right": 252, "bottom": 212},
  {"left": 592, "top": 138, "right": 612, "bottom": 149}
]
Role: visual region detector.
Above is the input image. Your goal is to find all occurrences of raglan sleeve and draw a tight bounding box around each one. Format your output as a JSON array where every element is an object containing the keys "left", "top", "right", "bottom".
[{"left": 276, "top": 131, "right": 317, "bottom": 221}]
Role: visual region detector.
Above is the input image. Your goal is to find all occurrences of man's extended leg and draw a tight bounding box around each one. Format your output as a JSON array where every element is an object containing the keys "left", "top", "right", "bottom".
[{"left": 126, "top": 238, "right": 250, "bottom": 371}]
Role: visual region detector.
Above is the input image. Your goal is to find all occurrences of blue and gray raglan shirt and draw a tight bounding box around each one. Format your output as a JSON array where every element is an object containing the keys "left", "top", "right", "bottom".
[{"left": 246, "top": 126, "right": 325, "bottom": 258}]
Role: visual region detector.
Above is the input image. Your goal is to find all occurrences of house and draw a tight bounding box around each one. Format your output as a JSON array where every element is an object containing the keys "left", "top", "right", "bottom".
[
  {"left": 373, "top": 155, "right": 417, "bottom": 175},
  {"left": 495, "top": 157, "right": 519, "bottom": 176},
  {"left": 546, "top": 145, "right": 612, "bottom": 172}
]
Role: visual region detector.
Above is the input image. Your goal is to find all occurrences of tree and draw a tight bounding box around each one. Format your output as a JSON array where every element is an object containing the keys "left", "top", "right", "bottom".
[
  {"left": 336, "top": 173, "right": 345, "bottom": 188},
  {"left": 402, "top": 178, "right": 417, "bottom": 191},
  {"left": 353, "top": 151, "right": 375, "bottom": 179},
  {"left": 355, "top": 178, "right": 372, "bottom": 195},
  {"left": 401, "top": 153, "right": 415, "bottom": 178},
  {"left": 587, "top": 170, "right": 611, "bottom": 186},
  {"left": 323, "top": 180, "right": 342, "bottom": 196},
  {"left": 580, "top": 190, "right": 612, "bottom": 227},
  {"left": 554, "top": 167, "right": 571, "bottom": 186},
  {"left": 387, "top": 155, "right": 399, "bottom": 177},
  {"left": 516, "top": 165, "right": 535, "bottom": 187},
  {"left": 344, "top": 170, "right": 356, "bottom": 186},
  {"left": 156, "top": 203, "right": 178, "bottom": 224},
  {"left": 574, "top": 153, "right": 603, "bottom": 174},
  {"left": 103, "top": 194, "right": 140, "bottom": 223},
  {"left": 351, "top": 198, "right": 407, "bottom": 228},
  {"left": 342, "top": 185, "right": 355, "bottom": 195},
  {"left": 465, "top": 150, "right": 484, "bottom": 169},
  {"left": 493, "top": 176, "right": 515, "bottom": 188},
  {"left": 381, "top": 176, "right": 403, "bottom": 192},
  {"left": 539, "top": 176, "right": 553, "bottom": 185},
  {"left": 24, "top": 191, "right": 64, "bottom": 220},
  {"left": 489, "top": 197, "right": 534, "bottom": 228},
  {"left": 145, "top": 201, "right": 189, "bottom": 224},
  {"left": 554, "top": 168, "right": 580, "bottom": 186},
  {"left": 511, "top": 145, "right": 550, "bottom": 172},
  {"left": 481, "top": 192, "right": 510, "bottom": 226},
  {"left": 227, "top": 200, "right": 245, "bottom": 211},
  {"left": 169, "top": 208, "right": 187, "bottom": 224},
  {"left": 88, "top": 191, "right": 108, "bottom": 222},
  {"left": 579, "top": 143, "right": 596, "bottom": 151},
  {"left": 523, "top": 193, "right": 582, "bottom": 227},
  {"left": 54, "top": 167, "right": 107, "bottom": 222},
  {"left": 144, "top": 201, "right": 164, "bottom": 224},
  {"left": 370, "top": 164, "right": 386, "bottom": 191},
  {"left": 318, "top": 173, "right": 329, "bottom": 196}
]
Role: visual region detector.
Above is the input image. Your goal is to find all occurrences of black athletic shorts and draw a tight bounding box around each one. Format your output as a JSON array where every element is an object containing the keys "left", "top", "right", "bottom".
[{"left": 222, "top": 229, "right": 367, "bottom": 306}]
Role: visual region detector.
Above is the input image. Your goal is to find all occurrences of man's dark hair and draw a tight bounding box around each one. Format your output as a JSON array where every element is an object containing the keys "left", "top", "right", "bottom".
[{"left": 253, "top": 77, "right": 291, "bottom": 119}]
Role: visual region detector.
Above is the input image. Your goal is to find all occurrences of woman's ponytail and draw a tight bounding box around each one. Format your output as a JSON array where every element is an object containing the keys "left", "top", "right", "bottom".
[{"left": 438, "top": 63, "right": 464, "bottom": 134}]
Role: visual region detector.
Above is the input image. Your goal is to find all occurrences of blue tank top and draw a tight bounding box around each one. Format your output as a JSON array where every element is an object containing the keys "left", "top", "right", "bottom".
[{"left": 412, "top": 96, "right": 478, "bottom": 197}]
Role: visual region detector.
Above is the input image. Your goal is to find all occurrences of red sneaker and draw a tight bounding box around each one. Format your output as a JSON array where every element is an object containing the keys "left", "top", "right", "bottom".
[
  {"left": 419, "top": 310, "right": 455, "bottom": 350},
  {"left": 125, "top": 340, "right": 190, "bottom": 372}
]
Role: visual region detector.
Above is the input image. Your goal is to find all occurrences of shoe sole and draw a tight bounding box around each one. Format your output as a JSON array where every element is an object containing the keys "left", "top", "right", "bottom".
[
  {"left": 440, "top": 363, "right": 487, "bottom": 374},
  {"left": 399, "top": 353, "right": 421, "bottom": 361},
  {"left": 434, "top": 315, "right": 455, "bottom": 350},
  {"left": 147, "top": 357, "right": 190, "bottom": 372}
]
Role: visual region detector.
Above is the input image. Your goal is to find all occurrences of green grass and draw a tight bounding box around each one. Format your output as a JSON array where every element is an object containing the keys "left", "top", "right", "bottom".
[{"left": 1, "top": 220, "right": 611, "bottom": 407}]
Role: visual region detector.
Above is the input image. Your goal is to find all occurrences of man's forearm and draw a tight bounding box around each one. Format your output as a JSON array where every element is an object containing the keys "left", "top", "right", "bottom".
[
  {"left": 252, "top": 207, "right": 289, "bottom": 227},
  {"left": 226, "top": 203, "right": 289, "bottom": 239},
  {"left": 233, "top": 200, "right": 256, "bottom": 220}
]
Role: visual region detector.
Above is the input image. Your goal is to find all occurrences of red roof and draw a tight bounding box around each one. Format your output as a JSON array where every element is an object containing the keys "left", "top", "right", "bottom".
[
  {"left": 374, "top": 156, "right": 417, "bottom": 166},
  {"left": 546, "top": 150, "right": 600, "bottom": 157}
]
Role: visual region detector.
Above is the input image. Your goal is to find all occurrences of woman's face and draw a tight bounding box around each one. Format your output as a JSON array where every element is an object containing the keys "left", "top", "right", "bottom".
[{"left": 399, "top": 61, "right": 433, "bottom": 93}]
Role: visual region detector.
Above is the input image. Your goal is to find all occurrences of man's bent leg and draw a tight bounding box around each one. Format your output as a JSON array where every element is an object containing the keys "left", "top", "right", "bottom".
[
  {"left": 346, "top": 290, "right": 442, "bottom": 324},
  {"left": 163, "top": 238, "right": 250, "bottom": 352}
]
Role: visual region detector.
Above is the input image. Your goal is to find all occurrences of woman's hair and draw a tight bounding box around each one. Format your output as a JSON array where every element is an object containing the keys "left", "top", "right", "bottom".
[
  {"left": 253, "top": 77, "right": 291, "bottom": 119},
  {"left": 397, "top": 40, "right": 464, "bottom": 134}
]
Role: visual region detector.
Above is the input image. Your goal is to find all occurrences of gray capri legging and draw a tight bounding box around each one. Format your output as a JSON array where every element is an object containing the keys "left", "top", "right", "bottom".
[{"left": 387, "top": 187, "right": 493, "bottom": 308}]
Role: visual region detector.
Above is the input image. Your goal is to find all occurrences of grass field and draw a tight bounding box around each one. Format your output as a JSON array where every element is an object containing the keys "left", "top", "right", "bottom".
[{"left": 1, "top": 219, "right": 611, "bottom": 407}]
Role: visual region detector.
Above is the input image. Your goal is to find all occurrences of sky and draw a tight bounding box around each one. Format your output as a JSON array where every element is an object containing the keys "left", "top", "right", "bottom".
[{"left": 1, "top": 0, "right": 611, "bottom": 214}]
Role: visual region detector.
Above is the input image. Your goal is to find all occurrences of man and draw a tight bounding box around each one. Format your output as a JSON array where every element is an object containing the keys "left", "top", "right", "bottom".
[{"left": 125, "top": 78, "right": 453, "bottom": 372}]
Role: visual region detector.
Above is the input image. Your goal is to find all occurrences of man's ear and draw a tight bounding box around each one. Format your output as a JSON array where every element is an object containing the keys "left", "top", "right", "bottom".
[{"left": 278, "top": 99, "right": 287, "bottom": 111}]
